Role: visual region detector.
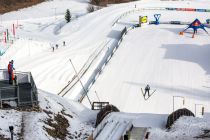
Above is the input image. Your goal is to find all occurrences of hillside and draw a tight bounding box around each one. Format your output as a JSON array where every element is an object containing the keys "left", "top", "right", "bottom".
[
  {"left": 0, "top": 91, "right": 95, "bottom": 139},
  {"left": 0, "top": 0, "right": 210, "bottom": 139},
  {"left": 0, "top": 0, "right": 44, "bottom": 14}
]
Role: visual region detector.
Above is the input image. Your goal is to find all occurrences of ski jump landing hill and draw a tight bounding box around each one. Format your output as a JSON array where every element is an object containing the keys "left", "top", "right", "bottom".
[
  {"left": 59, "top": 7, "right": 210, "bottom": 102},
  {"left": 82, "top": 6, "right": 210, "bottom": 116},
  {"left": 83, "top": 6, "right": 210, "bottom": 140}
]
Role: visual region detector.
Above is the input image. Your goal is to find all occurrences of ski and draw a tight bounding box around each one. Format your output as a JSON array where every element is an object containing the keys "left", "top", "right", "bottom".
[
  {"left": 141, "top": 88, "right": 145, "bottom": 97},
  {"left": 144, "top": 90, "right": 156, "bottom": 100},
  {"left": 141, "top": 88, "right": 156, "bottom": 100}
]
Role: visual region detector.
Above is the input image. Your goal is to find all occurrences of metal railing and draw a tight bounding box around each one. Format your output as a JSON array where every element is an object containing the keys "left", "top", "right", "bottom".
[{"left": 0, "top": 69, "right": 38, "bottom": 107}]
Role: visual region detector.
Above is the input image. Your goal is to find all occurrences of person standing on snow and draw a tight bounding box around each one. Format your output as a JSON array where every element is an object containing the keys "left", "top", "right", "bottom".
[
  {"left": 8, "top": 60, "right": 15, "bottom": 84},
  {"left": 50, "top": 43, "right": 54, "bottom": 52},
  {"left": 144, "top": 84, "right": 150, "bottom": 97}
]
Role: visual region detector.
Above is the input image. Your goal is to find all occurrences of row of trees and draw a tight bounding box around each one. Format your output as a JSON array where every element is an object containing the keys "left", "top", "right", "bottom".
[
  {"left": 0, "top": 0, "right": 44, "bottom": 6},
  {"left": 0, "top": 0, "right": 44, "bottom": 13}
]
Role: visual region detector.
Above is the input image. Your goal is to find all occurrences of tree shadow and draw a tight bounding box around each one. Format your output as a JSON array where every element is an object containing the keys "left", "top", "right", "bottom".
[
  {"left": 162, "top": 44, "right": 210, "bottom": 75},
  {"left": 107, "top": 30, "right": 122, "bottom": 39}
]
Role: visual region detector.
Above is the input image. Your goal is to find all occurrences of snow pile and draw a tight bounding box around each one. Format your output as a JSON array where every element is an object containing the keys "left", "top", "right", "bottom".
[{"left": 149, "top": 115, "right": 210, "bottom": 140}]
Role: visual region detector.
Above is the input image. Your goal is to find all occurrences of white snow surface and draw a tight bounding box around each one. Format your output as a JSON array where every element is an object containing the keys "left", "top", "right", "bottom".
[
  {"left": 0, "top": 90, "right": 95, "bottom": 139},
  {"left": 0, "top": 0, "right": 210, "bottom": 139}
]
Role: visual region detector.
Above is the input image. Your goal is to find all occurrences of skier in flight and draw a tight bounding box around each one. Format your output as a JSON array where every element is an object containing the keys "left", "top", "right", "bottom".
[{"left": 144, "top": 84, "right": 150, "bottom": 97}]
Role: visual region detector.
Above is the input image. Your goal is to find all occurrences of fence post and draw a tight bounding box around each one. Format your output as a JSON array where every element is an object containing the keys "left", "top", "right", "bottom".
[
  {"left": 202, "top": 107, "right": 204, "bottom": 115},
  {"left": 9, "top": 126, "right": 14, "bottom": 140}
]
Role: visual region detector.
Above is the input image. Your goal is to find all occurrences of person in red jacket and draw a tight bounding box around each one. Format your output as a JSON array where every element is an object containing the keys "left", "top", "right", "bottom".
[{"left": 8, "top": 60, "right": 15, "bottom": 84}]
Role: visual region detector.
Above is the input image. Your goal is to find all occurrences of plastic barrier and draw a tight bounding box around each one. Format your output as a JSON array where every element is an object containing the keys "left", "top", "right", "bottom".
[
  {"left": 196, "top": 9, "right": 206, "bottom": 12},
  {"left": 176, "top": 8, "right": 186, "bottom": 11},
  {"left": 170, "top": 21, "right": 181, "bottom": 24},
  {"left": 166, "top": 7, "right": 209, "bottom": 12},
  {"left": 185, "top": 8, "right": 195, "bottom": 11},
  {"left": 166, "top": 8, "right": 176, "bottom": 10}
]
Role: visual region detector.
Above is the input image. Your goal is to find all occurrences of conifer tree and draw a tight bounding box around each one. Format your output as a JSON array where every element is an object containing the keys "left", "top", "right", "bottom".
[{"left": 65, "top": 9, "right": 71, "bottom": 23}]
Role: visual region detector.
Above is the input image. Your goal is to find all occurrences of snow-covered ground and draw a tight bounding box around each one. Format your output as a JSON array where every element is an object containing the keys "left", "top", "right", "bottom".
[
  {"left": 83, "top": 23, "right": 210, "bottom": 114},
  {"left": 0, "top": 0, "right": 210, "bottom": 139},
  {"left": 0, "top": 91, "right": 95, "bottom": 139}
]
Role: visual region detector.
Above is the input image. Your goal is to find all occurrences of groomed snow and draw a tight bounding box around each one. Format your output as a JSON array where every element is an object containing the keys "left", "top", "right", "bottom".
[
  {"left": 83, "top": 23, "right": 210, "bottom": 114},
  {"left": 82, "top": 6, "right": 210, "bottom": 115},
  {"left": 0, "top": 0, "right": 210, "bottom": 139}
]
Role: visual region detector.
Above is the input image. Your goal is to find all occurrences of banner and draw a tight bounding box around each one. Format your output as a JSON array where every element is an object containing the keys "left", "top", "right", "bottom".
[
  {"left": 139, "top": 16, "right": 148, "bottom": 27},
  {"left": 141, "top": 16, "right": 148, "bottom": 23}
]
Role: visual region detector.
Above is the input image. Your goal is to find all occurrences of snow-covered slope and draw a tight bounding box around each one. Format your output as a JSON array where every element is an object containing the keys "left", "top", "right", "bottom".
[
  {"left": 83, "top": 23, "right": 210, "bottom": 114},
  {"left": 0, "top": 91, "right": 95, "bottom": 139},
  {"left": 0, "top": 0, "right": 210, "bottom": 139},
  {"left": 0, "top": 91, "right": 96, "bottom": 140}
]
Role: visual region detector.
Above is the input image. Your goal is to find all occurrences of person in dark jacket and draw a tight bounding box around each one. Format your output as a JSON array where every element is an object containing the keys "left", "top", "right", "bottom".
[
  {"left": 144, "top": 84, "right": 150, "bottom": 97},
  {"left": 8, "top": 60, "right": 15, "bottom": 84}
]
